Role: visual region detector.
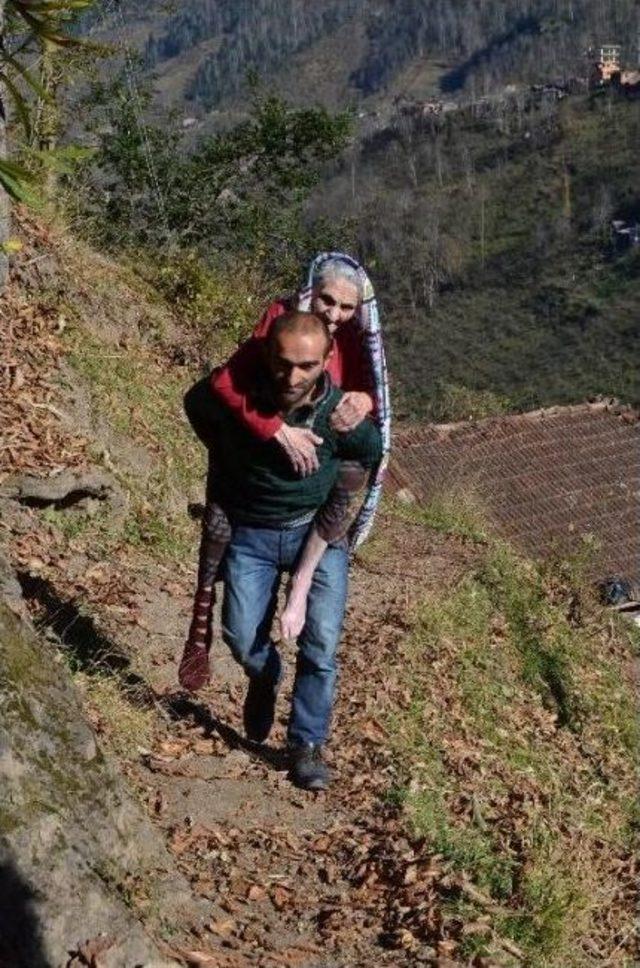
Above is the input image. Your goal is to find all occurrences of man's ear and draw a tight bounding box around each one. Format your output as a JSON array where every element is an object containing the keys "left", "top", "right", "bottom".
[
  {"left": 323, "top": 337, "right": 335, "bottom": 370},
  {"left": 263, "top": 337, "right": 277, "bottom": 374}
]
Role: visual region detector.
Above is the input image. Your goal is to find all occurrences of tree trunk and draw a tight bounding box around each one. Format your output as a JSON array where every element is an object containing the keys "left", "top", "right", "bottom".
[
  {"left": 32, "top": 39, "right": 60, "bottom": 200},
  {"left": 0, "top": 0, "right": 10, "bottom": 291}
]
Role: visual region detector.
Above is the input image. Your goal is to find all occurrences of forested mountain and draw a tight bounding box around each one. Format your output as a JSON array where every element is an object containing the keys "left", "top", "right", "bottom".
[
  {"left": 90, "top": 0, "right": 640, "bottom": 113},
  {"left": 349, "top": 0, "right": 639, "bottom": 96},
  {"left": 311, "top": 89, "right": 640, "bottom": 418},
  {"left": 146, "top": 0, "right": 363, "bottom": 109}
]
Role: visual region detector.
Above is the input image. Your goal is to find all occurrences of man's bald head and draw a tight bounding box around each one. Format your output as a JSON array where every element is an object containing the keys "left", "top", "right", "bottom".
[
  {"left": 269, "top": 310, "right": 331, "bottom": 354},
  {"left": 266, "top": 311, "right": 332, "bottom": 412}
]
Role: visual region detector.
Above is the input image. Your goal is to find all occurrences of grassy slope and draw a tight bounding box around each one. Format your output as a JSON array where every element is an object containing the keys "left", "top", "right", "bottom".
[
  {"left": 29, "top": 225, "right": 274, "bottom": 572},
  {"left": 383, "top": 499, "right": 639, "bottom": 965}
]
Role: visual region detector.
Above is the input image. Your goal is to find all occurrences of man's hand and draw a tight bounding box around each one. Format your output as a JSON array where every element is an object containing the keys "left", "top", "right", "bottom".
[
  {"left": 274, "top": 424, "right": 323, "bottom": 476},
  {"left": 330, "top": 392, "right": 373, "bottom": 433},
  {"left": 280, "top": 578, "right": 311, "bottom": 642}
]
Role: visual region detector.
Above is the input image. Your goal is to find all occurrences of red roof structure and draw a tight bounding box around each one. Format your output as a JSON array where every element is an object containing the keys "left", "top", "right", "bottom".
[{"left": 389, "top": 402, "right": 640, "bottom": 584}]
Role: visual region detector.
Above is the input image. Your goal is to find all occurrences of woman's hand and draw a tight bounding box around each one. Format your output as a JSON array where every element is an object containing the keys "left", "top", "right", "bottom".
[
  {"left": 330, "top": 391, "right": 373, "bottom": 433},
  {"left": 280, "top": 578, "right": 311, "bottom": 641},
  {"left": 274, "top": 424, "right": 323, "bottom": 476}
]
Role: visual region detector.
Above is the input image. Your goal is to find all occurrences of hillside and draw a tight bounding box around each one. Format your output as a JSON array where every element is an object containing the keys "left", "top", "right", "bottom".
[
  {"left": 87, "top": 0, "right": 640, "bottom": 118},
  {"left": 71, "top": 3, "right": 640, "bottom": 423},
  {"left": 0, "top": 216, "right": 638, "bottom": 965},
  {"left": 312, "top": 87, "right": 640, "bottom": 420}
]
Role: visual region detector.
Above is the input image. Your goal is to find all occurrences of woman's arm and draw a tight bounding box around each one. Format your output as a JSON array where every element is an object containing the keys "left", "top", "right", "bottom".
[
  {"left": 330, "top": 392, "right": 373, "bottom": 432},
  {"left": 211, "top": 338, "right": 282, "bottom": 441},
  {"left": 329, "top": 322, "right": 376, "bottom": 433}
]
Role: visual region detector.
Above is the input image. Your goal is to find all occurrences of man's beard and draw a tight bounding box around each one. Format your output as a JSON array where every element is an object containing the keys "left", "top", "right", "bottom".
[{"left": 277, "top": 378, "right": 317, "bottom": 411}]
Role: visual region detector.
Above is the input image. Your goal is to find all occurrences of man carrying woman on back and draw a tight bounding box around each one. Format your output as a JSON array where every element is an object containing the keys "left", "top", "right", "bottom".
[{"left": 178, "top": 253, "right": 391, "bottom": 786}]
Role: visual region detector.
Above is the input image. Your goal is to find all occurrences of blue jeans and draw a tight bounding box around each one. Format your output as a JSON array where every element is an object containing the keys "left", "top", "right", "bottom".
[{"left": 221, "top": 523, "right": 349, "bottom": 746}]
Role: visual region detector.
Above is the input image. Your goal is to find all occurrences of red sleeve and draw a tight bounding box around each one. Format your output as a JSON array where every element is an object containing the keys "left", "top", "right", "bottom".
[
  {"left": 210, "top": 299, "right": 288, "bottom": 441},
  {"left": 333, "top": 321, "right": 376, "bottom": 411}
]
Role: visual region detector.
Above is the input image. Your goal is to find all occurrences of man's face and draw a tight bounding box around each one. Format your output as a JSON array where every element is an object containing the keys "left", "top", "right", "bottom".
[
  {"left": 268, "top": 329, "right": 329, "bottom": 411},
  {"left": 311, "top": 278, "right": 359, "bottom": 333}
]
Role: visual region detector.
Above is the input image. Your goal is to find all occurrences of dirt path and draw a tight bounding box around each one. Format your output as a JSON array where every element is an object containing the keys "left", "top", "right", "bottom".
[
  {"left": 113, "top": 514, "right": 475, "bottom": 967},
  {"left": 6, "top": 497, "right": 474, "bottom": 966},
  {"left": 0, "top": 235, "right": 475, "bottom": 965}
]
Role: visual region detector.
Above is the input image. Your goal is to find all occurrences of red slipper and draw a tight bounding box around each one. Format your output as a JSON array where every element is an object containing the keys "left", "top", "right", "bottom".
[{"left": 178, "top": 640, "right": 211, "bottom": 692}]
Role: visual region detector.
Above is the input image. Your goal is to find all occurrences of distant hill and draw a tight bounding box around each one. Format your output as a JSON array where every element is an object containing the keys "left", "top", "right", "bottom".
[
  {"left": 78, "top": 2, "right": 640, "bottom": 420},
  {"left": 314, "top": 88, "right": 640, "bottom": 419},
  {"left": 86, "top": 0, "right": 640, "bottom": 117}
]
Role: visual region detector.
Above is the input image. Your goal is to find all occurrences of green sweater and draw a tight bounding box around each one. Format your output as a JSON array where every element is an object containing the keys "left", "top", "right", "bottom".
[{"left": 206, "top": 376, "right": 382, "bottom": 527}]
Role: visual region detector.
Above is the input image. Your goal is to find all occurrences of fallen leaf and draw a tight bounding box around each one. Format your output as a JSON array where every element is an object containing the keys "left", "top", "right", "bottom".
[
  {"left": 311, "top": 834, "right": 332, "bottom": 852},
  {"left": 68, "top": 934, "right": 115, "bottom": 967},
  {"left": 158, "top": 738, "right": 190, "bottom": 757},
  {"left": 206, "top": 918, "right": 236, "bottom": 938},
  {"left": 271, "top": 885, "right": 291, "bottom": 911},
  {"left": 404, "top": 864, "right": 418, "bottom": 885},
  {"left": 176, "top": 949, "right": 220, "bottom": 967},
  {"left": 192, "top": 738, "right": 218, "bottom": 755}
]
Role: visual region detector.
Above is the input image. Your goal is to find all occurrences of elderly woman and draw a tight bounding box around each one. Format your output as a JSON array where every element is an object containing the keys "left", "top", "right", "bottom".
[{"left": 179, "top": 252, "right": 390, "bottom": 693}]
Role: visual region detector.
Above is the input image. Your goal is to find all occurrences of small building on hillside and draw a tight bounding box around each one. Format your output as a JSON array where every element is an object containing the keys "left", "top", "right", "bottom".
[
  {"left": 596, "top": 44, "right": 622, "bottom": 82},
  {"left": 591, "top": 42, "right": 640, "bottom": 94},
  {"left": 388, "top": 402, "right": 640, "bottom": 589}
]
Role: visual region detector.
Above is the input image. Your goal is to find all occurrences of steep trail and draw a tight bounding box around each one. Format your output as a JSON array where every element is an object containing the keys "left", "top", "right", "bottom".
[
  {"left": 3, "top": 215, "right": 478, "bottom": 963},
  {"left": 10, "top": 480, "right": 476, "bottom": 964},
  {"left": 0, "top": 213, "right": 478, "bottom": 963}
]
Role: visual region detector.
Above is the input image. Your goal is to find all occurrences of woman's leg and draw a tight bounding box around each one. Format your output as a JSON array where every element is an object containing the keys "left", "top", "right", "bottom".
[{"left": 178, "top": 459, "right": 231, "bottom": 691}]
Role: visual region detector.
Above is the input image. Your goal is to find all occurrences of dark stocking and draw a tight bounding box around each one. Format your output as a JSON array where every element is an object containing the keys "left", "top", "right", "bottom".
[{"left": 178, "top": 499, "right": 231, "bottom": 691}]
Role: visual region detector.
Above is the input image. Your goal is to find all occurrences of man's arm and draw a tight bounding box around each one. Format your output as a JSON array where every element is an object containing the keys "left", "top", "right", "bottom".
[
  {"left": 280, "top": 461, "right": 370, "bottom": 640},
  {"left": 281, "top": 415, "right": 383, "bottom": 639}
]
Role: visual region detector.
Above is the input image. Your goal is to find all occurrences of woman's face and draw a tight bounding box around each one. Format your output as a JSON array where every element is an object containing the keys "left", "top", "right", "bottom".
[{"left": 311, "top": 277, "right": 359, "bottom": 333}]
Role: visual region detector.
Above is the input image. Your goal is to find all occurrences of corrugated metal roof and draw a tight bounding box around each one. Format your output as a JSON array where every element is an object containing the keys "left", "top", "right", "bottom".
[{"left": 389, "top": 402, "right": 640, "bottom": 584}]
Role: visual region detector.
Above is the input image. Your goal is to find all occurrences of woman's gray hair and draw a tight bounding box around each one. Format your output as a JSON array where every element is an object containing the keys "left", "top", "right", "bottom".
[{"left": 312, "top": 259, "right": 363, "bottom": 301}]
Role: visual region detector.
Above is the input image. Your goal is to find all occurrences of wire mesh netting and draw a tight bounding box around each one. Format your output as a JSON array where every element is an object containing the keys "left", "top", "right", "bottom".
[{"left": 388, "top": 401, "right": 640, "bottom": 589}]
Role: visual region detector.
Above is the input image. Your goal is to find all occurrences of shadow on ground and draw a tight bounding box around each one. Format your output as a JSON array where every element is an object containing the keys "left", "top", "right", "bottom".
[
  {"left": 164, "top": 693, "right": 289, "bottom": 771},
  {"left": 17, "top": 571, "right": 154, "bottom": 701},
  {"left": 0, "top": 854, "right": 51, "bottom": 968}
]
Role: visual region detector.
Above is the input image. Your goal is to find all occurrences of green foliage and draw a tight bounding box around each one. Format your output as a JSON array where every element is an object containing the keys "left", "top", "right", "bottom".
[
  {"left": 6, "top": 1, "right": 94, "bottom": 44},
  {"left": 70, "top": 79, "right": 352, "bottom": 278},
  {"left": 394, "top": 490, "right": 489, "bottom": 543},
  {"left": 65, "top": 321, "right": 204, "bottom": 564},
  {"left": 0, "top": 0, "right": 95, "bottom": 202},
  {"left": 0, "top": 155, "right": 40, "bottom": 204},
  {"left": 150, "top": 251, "right": 276, "bottom": 358}
]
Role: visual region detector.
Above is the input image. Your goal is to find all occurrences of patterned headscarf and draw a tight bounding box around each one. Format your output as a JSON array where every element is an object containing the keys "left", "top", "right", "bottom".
[{"left": 298, "top": 252, "right": 391, "bottom": 550}]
